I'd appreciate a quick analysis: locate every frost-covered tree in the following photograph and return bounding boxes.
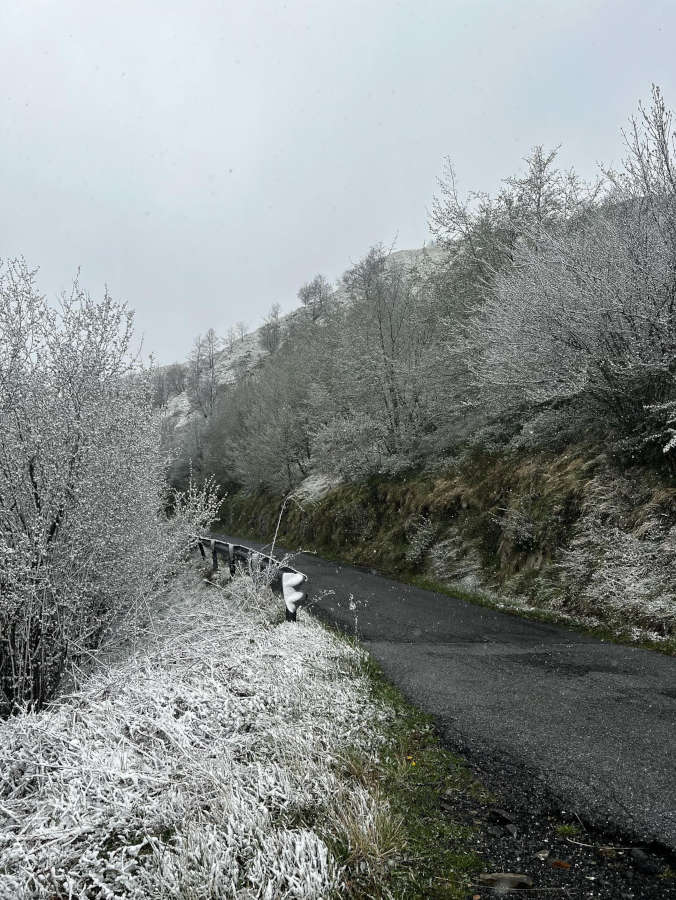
[187,328,221,419]
[466,89,676,454]
[306,246,449,476]
[151,366,169,408]
[0,260,219,713]
[298,274,332,322]
[204,339,315,491]
[429,146,599,310]
[258,303,282,354]
[235,320,247,342]
[165,362,187,396]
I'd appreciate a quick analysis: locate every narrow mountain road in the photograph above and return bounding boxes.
[215,533,676,853]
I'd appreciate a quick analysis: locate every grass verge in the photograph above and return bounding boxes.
[331,648,486,899]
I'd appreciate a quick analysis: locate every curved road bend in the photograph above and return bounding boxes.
[214,533,676,852]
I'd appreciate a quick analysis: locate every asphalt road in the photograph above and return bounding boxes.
[215,533,676,852]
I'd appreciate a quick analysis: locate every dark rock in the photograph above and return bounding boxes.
[479,872,534,889]
[489,807,515,825]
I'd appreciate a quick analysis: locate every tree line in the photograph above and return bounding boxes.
[167,87,676,493]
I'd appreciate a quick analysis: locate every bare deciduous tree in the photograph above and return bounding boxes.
[235,320,247,342]
[258,303,282,354]
[298,274,332,321]
[187,327,221,418]
[165,362,187,396]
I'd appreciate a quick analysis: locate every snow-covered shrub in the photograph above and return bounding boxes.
[313,414,395,480]
[508,404,598,452]
[558,476,676,633]
[428,528,482,586]
[404,514,438,565]
[464,417,521,453]
[492,504,536,552]
[0,570,394,898]
[643,392,676,461]
[0,260,220,715]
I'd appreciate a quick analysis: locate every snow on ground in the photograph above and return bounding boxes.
[163,392,192,429]
[0,569,392,899]
[293,474,343,503]
[214,330,264,385]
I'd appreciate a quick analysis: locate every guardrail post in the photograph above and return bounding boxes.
[198,537,308,621]
[282,571,306,623]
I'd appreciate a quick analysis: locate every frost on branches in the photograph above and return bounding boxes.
[0,260,219,715]
[466,86,676,453]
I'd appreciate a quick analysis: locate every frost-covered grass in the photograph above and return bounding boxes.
[0,569,398,899]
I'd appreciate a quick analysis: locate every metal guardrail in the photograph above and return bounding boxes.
[197,537,308,621]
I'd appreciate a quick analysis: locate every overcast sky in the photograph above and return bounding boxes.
[1,0,675,363]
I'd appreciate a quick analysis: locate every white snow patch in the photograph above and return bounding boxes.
[163,392,192,429]
[293,474,342,503]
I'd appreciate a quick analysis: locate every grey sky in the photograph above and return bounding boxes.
[1,0,675,363]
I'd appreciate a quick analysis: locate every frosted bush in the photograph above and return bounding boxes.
[0,259,220,714]
[560,518,676,633]
[428,529,482,584]
[558,476,676,633]
[508,404,594,452]
[404,515,438,564]
[492,504,536,551]
[313,414,394,480]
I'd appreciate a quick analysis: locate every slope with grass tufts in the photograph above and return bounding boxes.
[0,567,402,899]
[221,447,676,647]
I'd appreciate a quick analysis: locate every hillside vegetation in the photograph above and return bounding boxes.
[221,448,676,640]
[164,87,676,640]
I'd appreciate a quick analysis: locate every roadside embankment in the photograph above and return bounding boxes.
[0,569,407,898]
[221,446,676,648]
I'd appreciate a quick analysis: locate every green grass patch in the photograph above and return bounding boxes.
[331,647,487,899]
